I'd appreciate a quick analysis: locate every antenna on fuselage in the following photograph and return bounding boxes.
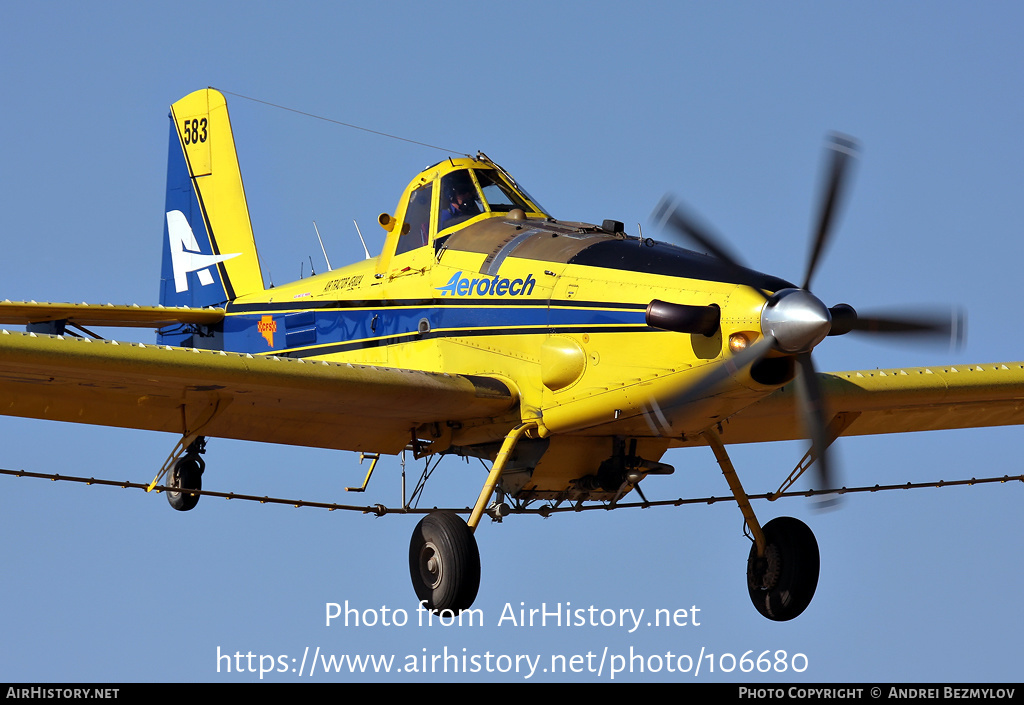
[313,220,333,272]
[353,220,372,260]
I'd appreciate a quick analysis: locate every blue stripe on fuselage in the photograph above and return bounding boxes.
[218,301,649,355]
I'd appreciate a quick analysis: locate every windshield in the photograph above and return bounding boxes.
[475,170,532,213]
[436,168,546,233]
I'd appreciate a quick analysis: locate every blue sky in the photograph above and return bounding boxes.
[1,1,1022,683]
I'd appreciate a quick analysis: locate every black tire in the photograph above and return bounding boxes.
[409,511,480,612]
[167,456,203,512]
[747,516,819,621]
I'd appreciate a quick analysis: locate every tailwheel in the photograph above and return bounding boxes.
[166,456,204,512]
[747,516,819,621]
[409,511,480,612]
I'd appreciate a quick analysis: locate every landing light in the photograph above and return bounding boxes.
[729,332,752,354]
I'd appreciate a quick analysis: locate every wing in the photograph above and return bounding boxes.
[0,329,515,453]
[676,362,1024,447]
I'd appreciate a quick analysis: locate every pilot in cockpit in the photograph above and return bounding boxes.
[439,171,481,228]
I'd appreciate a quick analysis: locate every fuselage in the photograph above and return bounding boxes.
[169,156,797,498]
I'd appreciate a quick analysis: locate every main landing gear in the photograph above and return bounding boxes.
[747,516,819,621]
[408,422,535,612]
[409,511,480,611]
[405,423,822,619]
[166,437,206,512]
[703,429,820,621]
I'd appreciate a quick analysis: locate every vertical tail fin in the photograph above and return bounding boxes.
[160,88,264,310]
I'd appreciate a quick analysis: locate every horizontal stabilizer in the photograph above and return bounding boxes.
[0,300,224,329]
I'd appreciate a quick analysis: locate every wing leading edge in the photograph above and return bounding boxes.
[676,362,1024,448]
[0,330,515,453]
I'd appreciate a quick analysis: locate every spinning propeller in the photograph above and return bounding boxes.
[648,134,964,501]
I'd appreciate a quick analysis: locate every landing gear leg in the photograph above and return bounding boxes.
[166,437,206,512]
[407,421,536,611]
[702,429,820,621]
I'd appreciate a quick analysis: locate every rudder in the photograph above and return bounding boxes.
[160,88,263,312]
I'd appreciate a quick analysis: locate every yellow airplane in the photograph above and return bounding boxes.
[0,88,1019,622]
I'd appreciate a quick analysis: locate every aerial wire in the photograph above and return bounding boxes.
[214,88,468,156]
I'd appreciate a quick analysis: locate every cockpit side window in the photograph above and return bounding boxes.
[396,182,432,256]
[438,170,483,232]
[475,170,532,213]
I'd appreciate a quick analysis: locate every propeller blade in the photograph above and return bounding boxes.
[653,196,771,301]
[678,335,776,406]
[828,304,966,348]
[794,352,840,507]
[802,133,859,292]
[848,311,966,345]
[642,335,777,435]
[650,132,963,514]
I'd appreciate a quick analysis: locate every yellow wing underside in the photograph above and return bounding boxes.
[0,330,514,454]
[1,327,1023,456]
[676,362,1024,448]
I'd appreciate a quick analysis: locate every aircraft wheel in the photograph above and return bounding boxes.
[747,516,819,621]
[166,456,204,512]
[409,511,480,612]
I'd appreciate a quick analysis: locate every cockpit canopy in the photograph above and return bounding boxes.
[387,156,549,256]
